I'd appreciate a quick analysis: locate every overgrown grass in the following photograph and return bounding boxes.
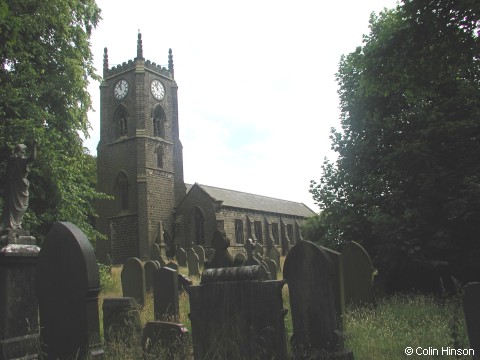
[344,294,470,359]
[98,259,470,359]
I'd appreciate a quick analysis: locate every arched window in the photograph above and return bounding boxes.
[193,206,205,245]
[156,146,164,168]
[115,106,129,138]
[152,105,166,138]
[115,172,129,210]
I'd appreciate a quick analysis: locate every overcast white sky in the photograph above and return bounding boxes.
[84,0,399,213]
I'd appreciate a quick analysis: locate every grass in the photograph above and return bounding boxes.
[97,258,470,360]
[344,293,470,359]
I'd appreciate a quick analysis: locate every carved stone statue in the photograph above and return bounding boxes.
[0,141,37,230]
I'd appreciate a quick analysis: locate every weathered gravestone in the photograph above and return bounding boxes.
[102,297,141,345]
[150,243,166,266]
[266,245,281,272]
[261,260,272,280]
[0,235,40,359]
[178,273,193,293]
[204,247,215,263]
[165,261,178,272]
[186,248,200,276]
[193,245,205,268]
[142,321,190,359]
[233,252,246,266]
[254,242,264,258]
[121,257,146,307]
[144,260,160,293]
[320,245,346,330]
[204,230,234,269]
[187,265,287,359]
[176,247,186,267]
[283,240,352,359]
[153,267,179,321]
[463,282,480,359]
[263,258,278,280]
[342,241,376,307]
[36,222,104,359]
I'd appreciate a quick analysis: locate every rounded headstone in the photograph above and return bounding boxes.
[342,241,376,306]
[144,260,160,292]
[36,222,103,359]
[283,240,338,353]
[121,257,146,306]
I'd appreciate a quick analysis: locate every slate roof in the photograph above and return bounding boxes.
[186,183,316,218]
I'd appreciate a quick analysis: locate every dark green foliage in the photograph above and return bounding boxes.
[0,0,106,244]
[301,213,341,250]
[310,0,480,292]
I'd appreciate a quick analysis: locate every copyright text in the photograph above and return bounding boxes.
[405,347,474,356]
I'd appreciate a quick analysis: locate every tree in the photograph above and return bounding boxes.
[0,0,105,244]
[310,0,480,292]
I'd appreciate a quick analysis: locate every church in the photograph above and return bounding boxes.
[95,34,316,264]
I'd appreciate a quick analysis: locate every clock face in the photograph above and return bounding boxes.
[151,79,165,100]
[114,79,129,100]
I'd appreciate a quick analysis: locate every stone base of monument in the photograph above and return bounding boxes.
[0,230,40,360]
[0,229,36,246]
[187,265,287,359]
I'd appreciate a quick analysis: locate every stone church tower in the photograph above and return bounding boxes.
[96,34,186,264]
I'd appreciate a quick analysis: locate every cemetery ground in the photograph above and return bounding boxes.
[97,258,470,360]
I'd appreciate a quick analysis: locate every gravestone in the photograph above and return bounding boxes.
[165,261,179,271]
[263,258,278,280]
[144,260,160,293]
[142,321,189,359]
[187,265,287,359]
[36,222,104,359]
[186,249,200,277]
[463,282,480,359]
[193,245,205,268]
[266,246,281,272]
[234,252,246,266]
[205,247,215,262]
[102,297,141,345]
[253,252,263,264]
[150,243,166,266]
[121,257,146,307]
[204,230,234,269]
[284,240,352,359]
[254,242,264,258]
[176,247,187,267]
[178,273,193,293]
[153,267,179,321]
[320,245,345,330]
[342,241,376,306]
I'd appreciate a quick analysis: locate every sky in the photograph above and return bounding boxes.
[84,0,399,213]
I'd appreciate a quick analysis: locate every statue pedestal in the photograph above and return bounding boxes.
[0,229,36,246]
[0,230,40,359]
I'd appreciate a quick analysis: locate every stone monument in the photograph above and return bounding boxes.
[0,141,40,359]
[187,265,287,359]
